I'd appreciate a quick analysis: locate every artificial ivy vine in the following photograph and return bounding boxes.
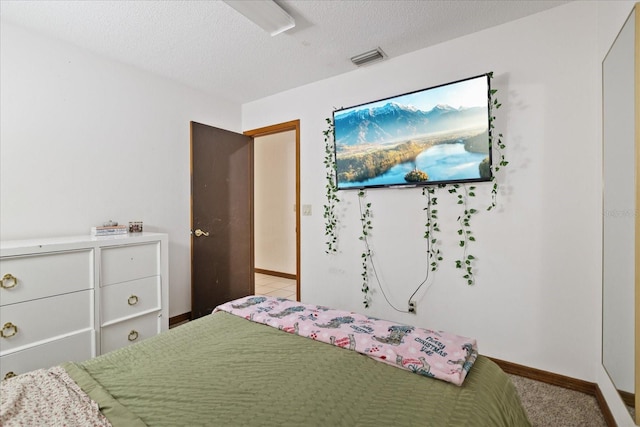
[453,185,478,285]
[423,186,443,273]
[323,73,507,305]
[488,72,507,211]
[322,117,340,254]
[358,190,373,307]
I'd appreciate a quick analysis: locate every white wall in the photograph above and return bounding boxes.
[0,22,241,318]
[243,1,605,384]
[254,130,296,275]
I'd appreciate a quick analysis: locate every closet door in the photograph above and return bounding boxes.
[602,4,639,423]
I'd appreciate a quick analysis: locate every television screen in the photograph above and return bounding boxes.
[333,74,492,190]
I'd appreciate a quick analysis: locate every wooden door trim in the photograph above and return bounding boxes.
[189,121,196,315]
[244,120,301,301]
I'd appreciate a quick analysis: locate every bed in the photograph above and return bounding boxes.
[1,296,531,426]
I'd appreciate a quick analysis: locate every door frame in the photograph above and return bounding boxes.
[244,120,300,300]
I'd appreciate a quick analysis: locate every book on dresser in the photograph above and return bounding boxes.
[0,232,168,381]
[91,225,128,235]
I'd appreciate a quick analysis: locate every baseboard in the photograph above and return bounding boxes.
[618,389,635,408]
[490,357,595,394]
[254,268,296,280]
[595,384,617,427]
[169,312,191,328]
[489,357,616,427]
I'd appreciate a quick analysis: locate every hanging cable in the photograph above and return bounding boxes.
[358,191,435,314]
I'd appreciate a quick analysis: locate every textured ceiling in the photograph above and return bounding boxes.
[0,0,569,104]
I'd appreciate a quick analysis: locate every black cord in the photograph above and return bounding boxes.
[358,192,433,313]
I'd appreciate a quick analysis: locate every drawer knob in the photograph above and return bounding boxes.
[127,295,139,306]
[3,371,16,380]
[128,330,139,341]
[0,322,18,338]
[1,274,18,289]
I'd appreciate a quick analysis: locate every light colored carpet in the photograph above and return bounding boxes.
[509,375,607,427]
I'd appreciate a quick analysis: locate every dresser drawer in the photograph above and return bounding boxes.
[0,249,93,306]
[100,311,161,354]
[101,276,161,325]
[101,243,159,286]
[0,330,93,381]
[0,290,92,355]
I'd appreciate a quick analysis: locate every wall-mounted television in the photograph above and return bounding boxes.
[333,74,492,190]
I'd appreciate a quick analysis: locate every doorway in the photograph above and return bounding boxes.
[245,121,300,301]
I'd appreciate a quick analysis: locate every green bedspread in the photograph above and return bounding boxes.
[64,311,531,427]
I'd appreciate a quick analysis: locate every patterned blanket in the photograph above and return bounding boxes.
[0,366,112,427]
[214,296,478,386]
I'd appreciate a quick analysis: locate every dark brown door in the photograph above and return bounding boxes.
[190,122,254,319]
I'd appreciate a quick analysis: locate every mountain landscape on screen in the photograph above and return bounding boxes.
[334,102,487,148]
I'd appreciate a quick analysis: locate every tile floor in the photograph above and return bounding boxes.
[255,273,297,300]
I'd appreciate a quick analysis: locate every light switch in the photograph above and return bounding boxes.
[302,205,312,216]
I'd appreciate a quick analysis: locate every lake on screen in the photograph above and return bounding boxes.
[343,143,487,188]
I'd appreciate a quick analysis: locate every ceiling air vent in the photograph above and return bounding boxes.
[351,47,386,67]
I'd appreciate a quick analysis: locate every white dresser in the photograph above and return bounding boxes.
[0,232,168,380]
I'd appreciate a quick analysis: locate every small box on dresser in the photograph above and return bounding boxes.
[0,232,168,380]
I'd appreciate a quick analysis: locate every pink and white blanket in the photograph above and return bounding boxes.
[214,296,478,386]
[0,366,112,427]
